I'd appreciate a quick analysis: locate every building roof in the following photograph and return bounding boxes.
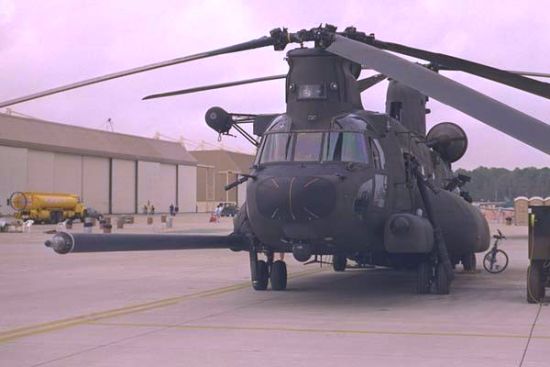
[190,149,255,173]
[0,113,196,165]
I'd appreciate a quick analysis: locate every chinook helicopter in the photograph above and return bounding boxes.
[3,25,549,295]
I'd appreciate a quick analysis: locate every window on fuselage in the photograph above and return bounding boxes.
[323,132,369,163]
[293,132,323,161]
[259,133,293,163]
[370,138,386,169]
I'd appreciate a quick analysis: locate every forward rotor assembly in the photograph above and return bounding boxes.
[1,24,548,153]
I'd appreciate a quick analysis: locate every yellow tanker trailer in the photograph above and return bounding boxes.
[9,192,86,224]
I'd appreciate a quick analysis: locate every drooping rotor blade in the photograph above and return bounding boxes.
[143,74,286,100]
[327,35,550,154]
[433,65,550,79]
[0,36,277,108]
[371,39,550,99]
[357,73,387,92]
[506,70,550,79]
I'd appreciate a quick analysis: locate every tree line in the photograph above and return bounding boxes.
[454,167,550,203]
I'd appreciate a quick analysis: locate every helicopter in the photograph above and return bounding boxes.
[3,25,549,295]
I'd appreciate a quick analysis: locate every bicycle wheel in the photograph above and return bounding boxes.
[483,249,509,273]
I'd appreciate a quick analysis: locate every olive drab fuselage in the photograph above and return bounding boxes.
[241,47,490,266]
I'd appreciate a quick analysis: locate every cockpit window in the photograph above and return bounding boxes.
[370,138,386,169]
[333,114,368,131]
[324,132,369,163]
[259,133,293,163]
[293,132,323,161]
[265,114,291,133]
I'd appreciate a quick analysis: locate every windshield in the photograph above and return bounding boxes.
[294,132,323,161]
[260,133,293,163]
[324,132,369,163]
[259,131,369,164]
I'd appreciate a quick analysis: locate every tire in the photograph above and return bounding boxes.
[435,262,450,295]
[270,260,287,291]
[252,260,269,291]
[483,249,509,273]
[333,254,347,272]
[416,261,432,294]
[461,252,477,271]
[527,261,545,303]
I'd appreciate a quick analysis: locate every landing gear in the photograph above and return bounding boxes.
[416,260,452,295]
[249,250,269,290]
[435,262,451,294]
[461,252,477,271]
[416,261,432,294]
[332,254,347,272]
[249,249,287,291]
[270,260,287,290]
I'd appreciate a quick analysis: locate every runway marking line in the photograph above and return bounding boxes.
[89,321,550,341]
[0,268,323,343]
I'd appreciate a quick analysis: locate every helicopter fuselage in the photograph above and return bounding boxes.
[239,47,489,266]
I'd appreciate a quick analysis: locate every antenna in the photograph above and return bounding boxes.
[105,118,114,132]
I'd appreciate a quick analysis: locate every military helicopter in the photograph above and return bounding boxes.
[3,25,549,295]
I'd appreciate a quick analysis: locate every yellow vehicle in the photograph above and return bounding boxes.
[9,192,86,224]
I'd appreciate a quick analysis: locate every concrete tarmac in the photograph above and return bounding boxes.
[0,214,548,366]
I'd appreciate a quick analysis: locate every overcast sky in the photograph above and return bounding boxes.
[0,0,548,169]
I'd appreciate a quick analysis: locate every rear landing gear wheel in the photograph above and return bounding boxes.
[251,260,269,291]
[416,261,432,294]
[527,261,545,303]
[435,262,451,295]
[270,260,287,290]
[333,254,347,272]
[461,252,477,272]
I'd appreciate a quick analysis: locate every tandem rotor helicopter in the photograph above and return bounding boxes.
[3,25,549,295]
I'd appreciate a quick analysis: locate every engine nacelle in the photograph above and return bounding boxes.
[426,122,468,163]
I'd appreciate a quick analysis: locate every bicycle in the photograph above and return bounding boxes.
[483,229,509,273]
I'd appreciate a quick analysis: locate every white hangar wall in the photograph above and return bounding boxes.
[112,159,136,214]
[0,146,28,215]
[178,164,197,213]
[0,113,197,215]
[82,156,110,214]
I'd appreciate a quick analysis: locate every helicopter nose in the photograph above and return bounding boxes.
[256,176,337,222]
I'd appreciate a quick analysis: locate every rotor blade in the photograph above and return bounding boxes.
[371,40,550,99]
[506,70,550,79]
[143,74,286,100]
[357,73,387,92]
[434,65,550,79]
[0,36,275,108]
[327,35,550,154]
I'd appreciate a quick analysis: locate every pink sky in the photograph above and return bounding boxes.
[0,0,548,169]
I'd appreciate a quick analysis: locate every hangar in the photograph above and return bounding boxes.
[191,149,255,212]
[0,113,197,215]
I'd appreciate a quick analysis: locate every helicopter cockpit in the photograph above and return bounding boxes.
[256,113,383,166]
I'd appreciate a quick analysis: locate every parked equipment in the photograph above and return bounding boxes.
[527,206,550,303]
[9,192,86,224]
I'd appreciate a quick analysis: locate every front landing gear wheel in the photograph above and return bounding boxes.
[333,254,347,272]
[435,262,451,295]
[416,261,432,294]
[527,261,545,303]
[461,252,477,271]
[270,260,287,290]
[252,260,269,291]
